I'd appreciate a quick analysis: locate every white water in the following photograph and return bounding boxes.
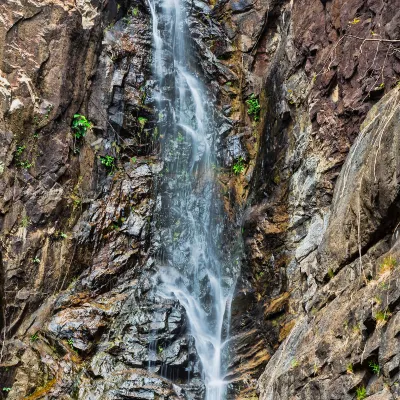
[148,1,237,399]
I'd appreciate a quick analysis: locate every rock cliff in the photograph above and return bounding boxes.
[0,0,400,399]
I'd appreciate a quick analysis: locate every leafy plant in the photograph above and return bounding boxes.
[157,345,163,354]
[246,94,261,121]
[59,232,68,239]
[131,157,137,164]
[16,145,26,156]
[356,386,367,400]
[291,359,299,368]
[33,257,41,264]
[233,157,245,175]
[67,338,74,348]
[19,160,33,169]
[30,332,39,342]
[2,387,11,392]
[138,117,148,130]
[327,268,335,279]
[369,361,380,376]
[100,155,115,171]
[72,114,92,139]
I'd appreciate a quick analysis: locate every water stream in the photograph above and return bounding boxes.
[148,1,238,398]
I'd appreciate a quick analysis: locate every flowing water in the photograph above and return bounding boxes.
[148,0,238,399]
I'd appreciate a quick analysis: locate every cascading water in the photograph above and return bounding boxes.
[148,0,238,399]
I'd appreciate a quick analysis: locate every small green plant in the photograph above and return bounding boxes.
[21,216,31,228]
[72,114,92,139]
[177,132,184,142]
[59,232,67,239]
[131,157,137,164]
[2,387,11,392]
[132,7,139,16]
[346,363,353,374]
[138,117,148,130]
[100,155,115,171]
[33,257,41,264]
[356,386,367,400]
[30,332,39,342]
[291,359,299,368]
[233,157,245,175]
[246,94,261,121]
[379,255,397,274]
[349,18,361,25]
[369,361,380,376]
[157,345,163,354]
[352,323,361,334]
[19,160,33,169]
[16,145,26,156]
[327,268,335,279]
[375,309,391,324]
[67,338,74,348]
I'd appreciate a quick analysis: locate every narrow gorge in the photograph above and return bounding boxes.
[0,0,400,399]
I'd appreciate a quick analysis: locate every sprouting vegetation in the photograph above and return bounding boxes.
[356,386,367,400]
[30,332,39,342]
[100,155,116,172]
[246,94,261,121]
[349,18,361,25]
[346,363,353,374]
[369,361,380,376]
[72,114,92,139]
[374,309,391,325]
[2,388,11,392]
[379,255,397,274]
[327,268,335,279]
[33,257,41,264]
[138,117,148,130]
[16,145,26,156]
[21,216,31,228]
[233,157,245,175]
[291,359,299,368]
[67,338,74,348]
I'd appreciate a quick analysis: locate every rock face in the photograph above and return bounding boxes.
[0,0,400,399]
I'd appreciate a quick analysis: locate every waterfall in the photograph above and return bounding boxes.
[148,0,238,399]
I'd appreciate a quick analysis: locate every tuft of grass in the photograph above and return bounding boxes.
[379,255,397,274]
[346,363,353,374]
[30,332,39,342]
[21,215,31,228]
[374,309,391,325]
[369,361,380,376]
[356,386,367,400]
